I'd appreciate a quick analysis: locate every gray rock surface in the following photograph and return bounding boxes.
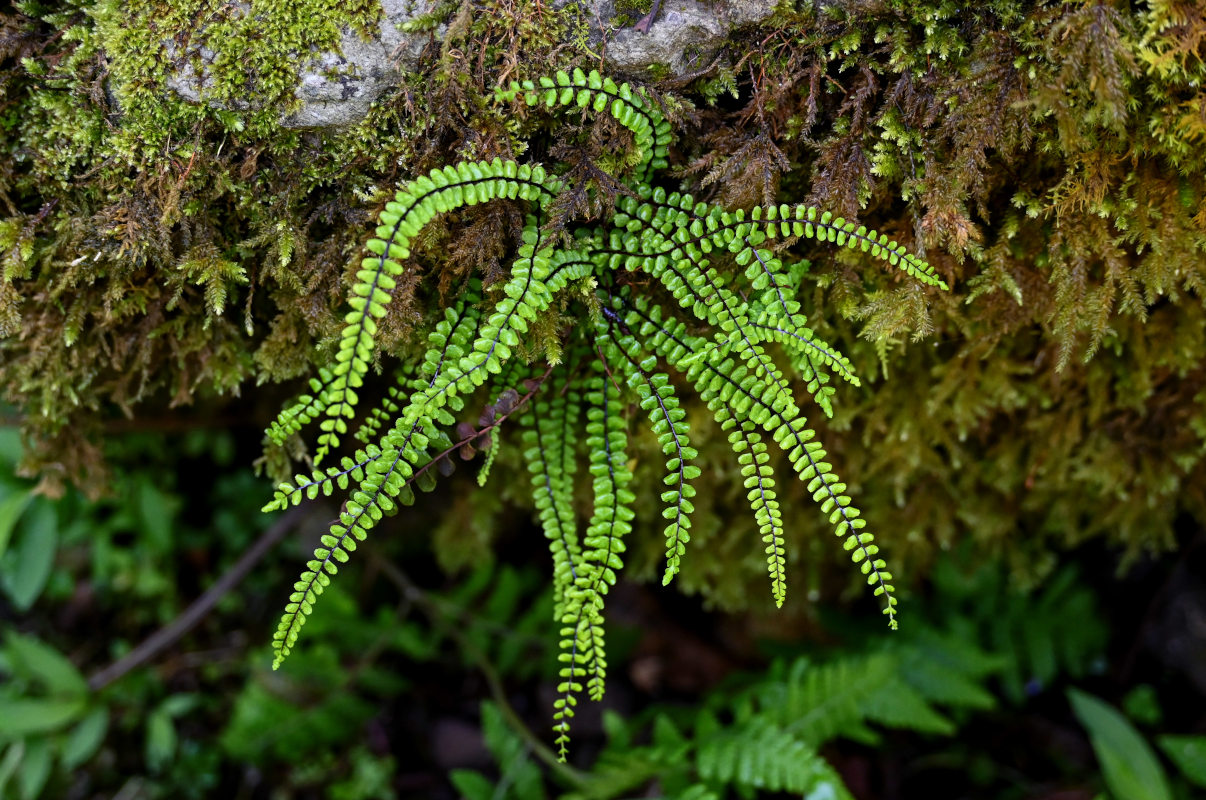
[166,0,437,129]
[587,0,776,76]
[166,0,773,129]
[285,0,436,128]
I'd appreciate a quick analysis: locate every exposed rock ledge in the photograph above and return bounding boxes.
[165,0,776,129]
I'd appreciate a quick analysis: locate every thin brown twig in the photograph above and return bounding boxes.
[87,505,311,691]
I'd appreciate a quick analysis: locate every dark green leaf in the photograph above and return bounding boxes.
[1068,688,1171,800]
[1157,735,1206,788]
[0,698,86,739]
[60,708,108,771]
[0,501,57,611]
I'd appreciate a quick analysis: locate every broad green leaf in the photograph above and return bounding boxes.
[145,710,176,772]
[0,489,31,560]
[0,501,57,611]
[0,742,22,798]
[17,737,49,800]
[0,428,21,468]
[60,708,108,771]
[0,698,86,739]
[3,631,87,697]
[448,769,494,800]
[1068,688,1171,800]
[1157,735,1206,788]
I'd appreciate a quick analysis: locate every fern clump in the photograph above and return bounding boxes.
[262,68,947,759]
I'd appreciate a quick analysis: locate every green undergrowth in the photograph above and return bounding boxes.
[1,424,1203,797]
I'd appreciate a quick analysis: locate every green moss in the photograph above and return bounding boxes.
[615,0,653,16]
[95,0,381,142]
[1,0,1204,608]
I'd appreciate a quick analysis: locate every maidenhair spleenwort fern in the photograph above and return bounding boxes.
[262,68,948,760]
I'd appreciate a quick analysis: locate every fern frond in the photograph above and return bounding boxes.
[272,436,433,666]
[265,367,339,446]
[262,447,379,512]
[316,161,562,463]
[614,295,898,627]
[726,415,786,607]
[553,608,605,761]
[476,425,501,487]
[547,354,634,757]
[272,221,598,670]
[600,321,698,585]
[696,716,854,798]
[498,68,671,183]
[522,371,582,618]
[749,203,947,290]
[628,188,947,291]
[575,349,633,619]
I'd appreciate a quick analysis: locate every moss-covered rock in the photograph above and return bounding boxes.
[1,0,1203,609]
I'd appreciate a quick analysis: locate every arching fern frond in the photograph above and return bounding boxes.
[261,66,945,755]
[314,161,562,463]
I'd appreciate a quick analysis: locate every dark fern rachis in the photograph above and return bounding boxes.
[262,68,949,759]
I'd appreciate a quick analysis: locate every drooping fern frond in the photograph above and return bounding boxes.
[261,67,947,756]
[599,326,698,586]
[608,294,899,627]
[522,366,582,618]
